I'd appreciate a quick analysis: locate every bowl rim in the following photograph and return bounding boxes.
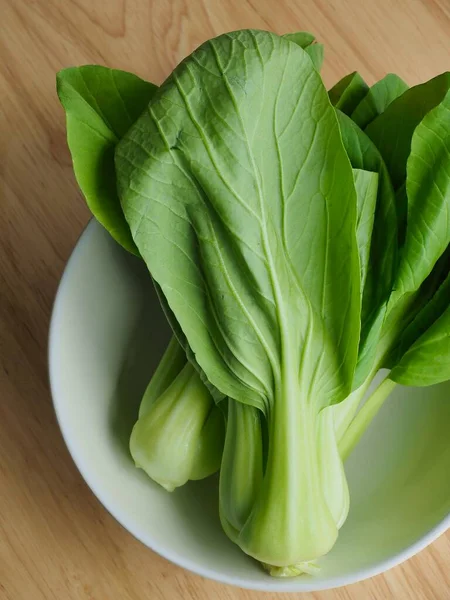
[48,219,450,592]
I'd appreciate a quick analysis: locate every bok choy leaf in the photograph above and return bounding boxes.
[116,29,361,571]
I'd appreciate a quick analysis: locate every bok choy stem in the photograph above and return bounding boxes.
[339,377,397,461]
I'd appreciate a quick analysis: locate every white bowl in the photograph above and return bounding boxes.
[49,220,450,592]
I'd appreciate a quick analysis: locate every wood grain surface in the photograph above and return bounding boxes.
[1,1,449,598]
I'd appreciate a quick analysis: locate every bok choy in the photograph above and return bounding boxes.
[57,29,450,577]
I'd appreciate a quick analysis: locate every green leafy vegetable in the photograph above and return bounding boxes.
[390,305,450,386]
[365,72,450,189]
[283,31,324,70]
[56,66,157,253]
[339,76,450,460]
[390,258,449,363]
[57,28,450,579]
[138,336,187,416]
[130,361,225,491]
[353,169,378,292]
[283,31,324,71]
[306,43,324,71]
[282,31,315,47]
[351,73,409,129]
[336,112,398,386]
[57,65,223,489]
[329,72,369,115]
[220,402,263,538]
[389,90,450,304]
[116,30,360,571]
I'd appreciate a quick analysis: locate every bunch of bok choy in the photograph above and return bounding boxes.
[57,29,449,576]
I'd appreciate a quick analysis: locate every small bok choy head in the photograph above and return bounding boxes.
[56,65,223,490]
[115,30,364,573]
[130,337,225,491]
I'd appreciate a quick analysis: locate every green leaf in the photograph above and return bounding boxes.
[305,43,324,71]
[117,31,360,414]
[365,72,450,190]
[56,65,157,254]
[153,281,227,405]
[340,255,450,456]
[394,181,408,248]
[390,303,450,386]
[351,74,409,129]
[329,72,369,115]
[388,249,449,364]
[283,31,315,48]
[337,112,398,386]
[283,31,324,71]
[353,169,378,292]
[116,30,360,567]
[390,90,450,303]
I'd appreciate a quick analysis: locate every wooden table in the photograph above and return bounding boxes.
[1,1,449,598]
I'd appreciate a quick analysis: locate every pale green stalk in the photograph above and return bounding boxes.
[339,377,397,461]
[139,336,187,417]
[333,375,376,444]
[219,401,263,541]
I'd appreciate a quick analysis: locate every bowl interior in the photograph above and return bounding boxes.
[49,220,450,592]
